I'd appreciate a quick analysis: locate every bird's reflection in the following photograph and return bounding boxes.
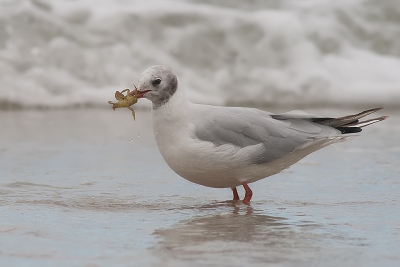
[151,201,321,265]
[196,200,256,215]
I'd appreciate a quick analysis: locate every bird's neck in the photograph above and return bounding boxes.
[151,86,191,132]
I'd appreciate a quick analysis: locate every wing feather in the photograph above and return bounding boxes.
[193,107,336,164]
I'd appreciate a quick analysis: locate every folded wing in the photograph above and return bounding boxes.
[193,107,387,165]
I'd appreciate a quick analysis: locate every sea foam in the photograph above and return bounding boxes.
[0,0,399,109]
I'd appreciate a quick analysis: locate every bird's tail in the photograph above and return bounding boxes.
[312,108,389,134]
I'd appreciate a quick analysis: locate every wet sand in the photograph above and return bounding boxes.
[1,108,399,267]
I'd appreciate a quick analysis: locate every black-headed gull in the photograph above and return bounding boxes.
[132,65,388,203]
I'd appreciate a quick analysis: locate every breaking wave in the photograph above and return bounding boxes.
[1,0,399,109]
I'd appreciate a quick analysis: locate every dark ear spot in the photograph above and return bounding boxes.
[152,78,162,86]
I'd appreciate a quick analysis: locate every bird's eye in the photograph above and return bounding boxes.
[152,78,162,85]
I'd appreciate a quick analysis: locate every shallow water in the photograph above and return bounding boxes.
[1,109,399,267]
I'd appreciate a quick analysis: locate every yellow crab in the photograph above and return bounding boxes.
[108,86,138,120]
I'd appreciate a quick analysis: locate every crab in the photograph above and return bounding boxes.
[108,86,138,120]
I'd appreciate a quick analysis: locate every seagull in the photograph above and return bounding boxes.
[132,65,388,204]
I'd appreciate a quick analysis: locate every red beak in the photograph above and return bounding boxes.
[131,90,151,99]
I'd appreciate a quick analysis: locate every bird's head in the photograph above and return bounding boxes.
[132,65,178,109]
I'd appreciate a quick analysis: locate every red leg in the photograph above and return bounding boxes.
[231,187,239,201]
[242,182,253,204]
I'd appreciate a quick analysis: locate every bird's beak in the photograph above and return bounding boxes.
[135,90,151,99]
[130,85,151,99]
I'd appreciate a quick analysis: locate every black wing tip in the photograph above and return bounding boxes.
[380,115,389,121]
[336,126,362,134]
[369,107,383,112]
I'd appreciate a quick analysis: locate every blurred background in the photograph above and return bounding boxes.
[1,0,399,110]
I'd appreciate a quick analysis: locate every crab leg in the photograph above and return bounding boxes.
[127,106,136,120]
[121,89,130,95]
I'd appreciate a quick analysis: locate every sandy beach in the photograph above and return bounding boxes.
[1,108,399,266]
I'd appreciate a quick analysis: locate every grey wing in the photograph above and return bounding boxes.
[193,107,339,164]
